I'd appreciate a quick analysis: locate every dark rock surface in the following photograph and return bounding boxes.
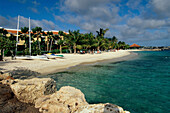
[0,83,39,113]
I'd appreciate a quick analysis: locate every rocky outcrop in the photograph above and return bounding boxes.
[1,77,130,113]
[35,86,88,113]
[0,83,39,113]
[10,78,56,104]
[0,72,14,81]
[35,86,129,113]
[75,103,130,113]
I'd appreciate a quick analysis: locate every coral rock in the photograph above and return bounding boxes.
[0,72,14,81]
[35,86,88,113]
[75,103,130,113]
[0,83,39,113]
[10,78,56,104]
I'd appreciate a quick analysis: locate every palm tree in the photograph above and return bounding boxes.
[110,36,118,49]
[46,31,53,52]
[118,41,126,49]
[112,36,118,44]
[0,28,16,61]
[32,27,42,54]
[68,30,80,54]
[64,33,73,53]
[96,28,109,50]
[53,31,65,54]
[21,27,29,48]
[83,32,96,52]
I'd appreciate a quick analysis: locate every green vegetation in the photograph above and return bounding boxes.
[0,28,16,61]
[0,27,130,60]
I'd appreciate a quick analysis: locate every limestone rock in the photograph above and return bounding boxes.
[0,72,14,81]
[35,86,88,113]
[0,83,39,113]
[75,103,130,113]
[0,79,16,85]
[10,78,56,104]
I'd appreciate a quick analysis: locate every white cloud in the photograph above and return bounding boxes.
[127,17,167,29]
[28,7,39,14]
[126,0,142,9]
[0,16,58,30]
[150,0,170,18]
[51,0,170,46]
[55,0,121,35]
[32,1,40,5]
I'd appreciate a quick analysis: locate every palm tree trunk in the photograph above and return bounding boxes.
[69,47,72,53]
[0,49,2,61]
[73,43,76,54]
[60,45,62,54]
[38,41,41,51]
[47,38,49,51]
[37,35,41,53]
[1,49,4,61]
[49,38,53,53]
[97,46,100,51]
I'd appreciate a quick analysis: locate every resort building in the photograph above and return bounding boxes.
[0,27,67,52]
[3,28,65,42]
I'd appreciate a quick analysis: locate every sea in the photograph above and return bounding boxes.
[43,51,170,113]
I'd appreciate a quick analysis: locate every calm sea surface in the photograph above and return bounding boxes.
[44,51,170,113]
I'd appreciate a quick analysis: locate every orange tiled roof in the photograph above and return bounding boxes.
[7,30,20,34]
[130,43,140,47]
[5,28,68,35]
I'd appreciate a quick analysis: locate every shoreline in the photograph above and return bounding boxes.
[66,51,138,72]
[0,50,136,76]
[36,50,133,75]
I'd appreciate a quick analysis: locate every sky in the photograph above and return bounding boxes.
[0,0,170,46]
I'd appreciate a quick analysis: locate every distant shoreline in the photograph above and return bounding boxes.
[60,51,138,75]
[1,50,132,77]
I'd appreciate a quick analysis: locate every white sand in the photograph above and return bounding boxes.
[0,50,131,75]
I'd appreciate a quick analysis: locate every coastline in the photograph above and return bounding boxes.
[0,50,136,76]
[67,51,138,72]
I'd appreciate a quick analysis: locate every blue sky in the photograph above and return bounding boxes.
[0,0,169,46]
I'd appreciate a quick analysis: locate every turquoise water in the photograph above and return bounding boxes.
[45,51,170,113]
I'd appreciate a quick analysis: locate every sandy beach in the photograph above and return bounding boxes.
[0,50,132,75]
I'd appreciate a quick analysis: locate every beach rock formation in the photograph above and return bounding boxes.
[74,103,130,113]
[0,83,39,113]
[35,86,88,113]
[0,72,14,80]
[0,77,130,113]
[10,78,56,104]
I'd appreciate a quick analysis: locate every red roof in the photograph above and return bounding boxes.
[130,43,140,47]
[7,30,20,34]
[5,28,68,35]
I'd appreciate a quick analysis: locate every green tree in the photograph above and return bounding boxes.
[64,33,73,53]
[96,28,109,50]
[21,27,29,49]
[83,32,96,51]
[46,31,53,52]
[32,27,42,54]
[110,36,118,49]
[55,31,65,54]
[0,28,16,61]
[68,30,80,54]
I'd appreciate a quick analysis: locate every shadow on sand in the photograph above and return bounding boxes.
[9,67,40,79]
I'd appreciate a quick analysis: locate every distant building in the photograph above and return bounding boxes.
[130,43,140,49]
[0,27,67,51]
[1,28,67,45]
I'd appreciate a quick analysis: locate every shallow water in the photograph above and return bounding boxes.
[44,51,170,113]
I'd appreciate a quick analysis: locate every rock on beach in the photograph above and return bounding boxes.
[10,78,56,104]
[0,75,130,113]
